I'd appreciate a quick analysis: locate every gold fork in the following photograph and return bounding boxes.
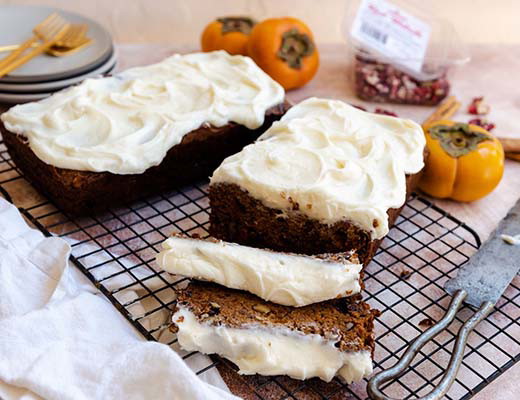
[0,24,92,57]
[0,13,61,69]
[0,14,70,78]
[47,24,92,56]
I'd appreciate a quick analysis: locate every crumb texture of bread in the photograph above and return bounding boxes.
[209,169,421,265]
[175,282,378,354]
[173,282,379,382]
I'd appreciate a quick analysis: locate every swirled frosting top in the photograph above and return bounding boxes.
[211,97,425,239]
[0,51,285,174]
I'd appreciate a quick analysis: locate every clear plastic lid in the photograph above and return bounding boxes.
[342,0,470,81]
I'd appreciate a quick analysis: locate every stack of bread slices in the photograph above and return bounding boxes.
[156,97,426,384]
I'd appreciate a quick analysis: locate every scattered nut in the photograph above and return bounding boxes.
[399,269,412,279]
[468,97,490,115]
[72,176,83,189]
[419,317,435,328]
[287,196,300,211]
[175,316,184,323]
[253,304,271,314]
[501,234,520,246]
[169,324,179,333]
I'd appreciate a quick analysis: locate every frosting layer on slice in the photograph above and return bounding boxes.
[1,51,284,175]
[156,236,361,307]
[211,97,425,240]
[173,307,373,383]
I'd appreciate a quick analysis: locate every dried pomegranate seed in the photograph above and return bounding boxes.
[352,104,368,111]
[374,108,398,117]
[468,97,490,115]
[468,118,495,131]
[350,104,398,117]
[354,55,450,106]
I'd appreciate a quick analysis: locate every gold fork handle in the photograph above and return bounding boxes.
[0,36,39,69]
[0,43,40,53]
[0,37,92,57]
[0,38,59,78]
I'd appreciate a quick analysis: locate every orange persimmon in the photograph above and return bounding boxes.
[247,17,319,90]
[201,17,256,55]
[419,120,504,202]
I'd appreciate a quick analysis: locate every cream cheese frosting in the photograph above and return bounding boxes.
[173,307,373,383]
[211,97,425,240]
[156,236,361,307]
[0,51,285,175]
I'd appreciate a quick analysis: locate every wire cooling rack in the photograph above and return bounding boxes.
[1,137,519,400]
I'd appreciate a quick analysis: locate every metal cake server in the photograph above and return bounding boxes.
[368,198,520,400]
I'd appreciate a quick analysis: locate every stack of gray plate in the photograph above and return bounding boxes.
[0,5,116,104]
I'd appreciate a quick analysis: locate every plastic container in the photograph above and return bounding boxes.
[343,0,470,105]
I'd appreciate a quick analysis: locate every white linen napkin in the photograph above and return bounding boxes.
[0,198,240,400]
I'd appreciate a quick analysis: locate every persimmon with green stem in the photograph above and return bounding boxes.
[247,17,319,90]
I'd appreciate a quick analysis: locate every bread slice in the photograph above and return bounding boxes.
[209,98,426,265]
[156,234,362,307]
[209,172,421,266]
[1,102,288,214]
[173,281,379,383]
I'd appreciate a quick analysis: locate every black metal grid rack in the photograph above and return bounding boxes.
[1,137,519,400]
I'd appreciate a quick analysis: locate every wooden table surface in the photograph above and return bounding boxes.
[1,42,519,399]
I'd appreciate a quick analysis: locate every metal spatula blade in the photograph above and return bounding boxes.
[445,201,520,307]
[368,198,520,400]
